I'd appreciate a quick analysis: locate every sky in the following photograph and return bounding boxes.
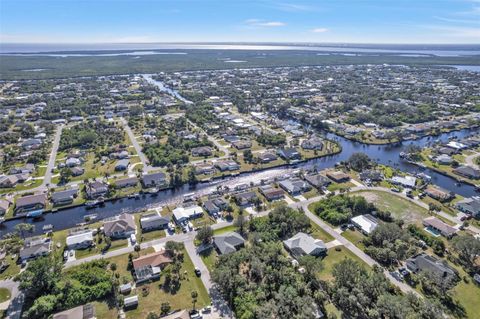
[1,0,479,44]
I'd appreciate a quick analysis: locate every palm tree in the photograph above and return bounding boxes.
[191,290,198,310]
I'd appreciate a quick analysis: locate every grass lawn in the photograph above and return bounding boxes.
[0,256,20,280]
[200,247,218,273]
[341,229,366,250]
[0,288,11,303]
[309,223,334,242]
[115,249,211,319]
[213,225,236,235]
[317,246,367,281]
[75,237,128,259]
[92,301,118,318]
[327,181,354,192]
[134,214,167,243]
[351,190,429,226]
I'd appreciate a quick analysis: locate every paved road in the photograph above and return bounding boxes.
[184,240,234,318]
[121,118,153,172]
[186,119,229,155]
[41,125,63,189]
[0,279,23,319]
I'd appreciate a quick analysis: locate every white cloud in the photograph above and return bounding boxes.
[245,19,286,27]
[311,28,329,33]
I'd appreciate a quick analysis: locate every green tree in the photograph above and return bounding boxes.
[14,223,35,239]
[196,225,213,245]
[191,290,198,310]
[160,302,171,315]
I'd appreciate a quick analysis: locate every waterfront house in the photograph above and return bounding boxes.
[259,185,284,201]
[326,171,350,183]
[279,178,312,195]
[113,176,138,188]
[203,200,220,215]
[172,205,203,224]
[85,181,108,199]
[215,160,240,172]
[194,162,216,175]
[424,185,454,202]
[453,166,480,180]
[391,175,416,188]
[0,199,10,216]
[234,191,258,207]
[51,188,78,206]
[359,170,384,182]
[19,237,52,261]
[140,212,169,232]
[213,232,245,255]
[66,230,94,250]
[103,213,136,239]
[141,172,167,188]
[133,250,172,283]
[277,148,301,161]
[283,232,327,257]
[15,193,47,214]
[257,152,278,163]
[304,174,331,189]
[301,136,324,150]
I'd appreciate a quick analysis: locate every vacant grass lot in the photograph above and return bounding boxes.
[317,246,367,281]
[0,288,11,303]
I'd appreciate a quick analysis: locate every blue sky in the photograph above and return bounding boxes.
[1,0,479,44]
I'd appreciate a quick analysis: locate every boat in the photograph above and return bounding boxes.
[43,224,53,234]
[85,200,99,208]
[84,214,97,222]
[27,209,44,218]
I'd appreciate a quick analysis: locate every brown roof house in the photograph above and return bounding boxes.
[103,213,136,239]
[133,250,173,283]
[423,217,457,238]
[326,171,350,183]
[15,193,47,214]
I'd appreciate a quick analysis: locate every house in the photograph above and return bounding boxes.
[51,188,78,206]
[277,148,301,161]
[406,253,457,281]
[257,152,278,163]
[140,212,169,232]
[454,166,480,179]
[70,167,84,176]
[124,295,139,309]
[232,140,252,150]
[133,250,172,283]
[212,197,229,210]
[191,146,213,157]
[435,154,453,165]
[194,163,216,175]
[0,175,19,188]
[66,230,94,250]
[391,175,417,188]
[65,157,81,167]
[359,170,384,182]
[456,197,480,218]
[0,199,10,216]
[113,176,138,188]
[304,174,331,189]
[21,138,42,150]
[15,193,47,213]
[259,185,284,201]
[85,181,108,199]
[114,159,130,171]
[235,191,258,206]
[279,178,312,195]
[423,217,457,238]
[141,172,167,188]
[301,136,324,150]
[326,171,350,183]
[424,185,454,202]
[213,232,245,255]
[283,232,327,257]
[103,213,136,239]
[351,214,378,235]
[215,160,240,172]
[19,237,52,261]
[203,200,220,215]
[52,303,96,319]
[172,205,203,224]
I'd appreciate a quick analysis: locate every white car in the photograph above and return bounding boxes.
[130,233,137,244]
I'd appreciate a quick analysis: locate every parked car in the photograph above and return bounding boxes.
[195,267,202,277]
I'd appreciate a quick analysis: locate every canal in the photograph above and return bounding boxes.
[1,127,477,237]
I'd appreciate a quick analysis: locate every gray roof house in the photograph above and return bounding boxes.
[213,232,245,255]
[141,172,167,187]
[279,178,312,195]
[15,193,47,213]
[19,237,52,261]
[453,166,480,179]
[103,213,136,239]
[51,188,78,206]
[301,136,324,150]
[114,159,130,171]
[423,216,457,238]
[304,174,331,189]
[85,181,108,199]
[0,199,10,216]
[113,176,138,188]
[456,197,480,218]
[283,232,327,257]
[140,212,169,232]
[406,253,457,281]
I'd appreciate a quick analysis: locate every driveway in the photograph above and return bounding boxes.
[0,279,23,319]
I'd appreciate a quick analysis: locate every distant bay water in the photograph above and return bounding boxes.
[1,43,480,57]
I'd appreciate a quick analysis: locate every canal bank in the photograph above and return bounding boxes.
[1,127,478,237]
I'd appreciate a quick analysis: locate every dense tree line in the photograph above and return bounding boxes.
[313,194,375,225]
[59,121,124,151]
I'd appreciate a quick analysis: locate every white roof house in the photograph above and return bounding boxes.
[66,231,94,249]
[391,175,417,188]
[446,141,467,150]
[283,232,327,257]
[172,205,203,223]
[351,214,378,235]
